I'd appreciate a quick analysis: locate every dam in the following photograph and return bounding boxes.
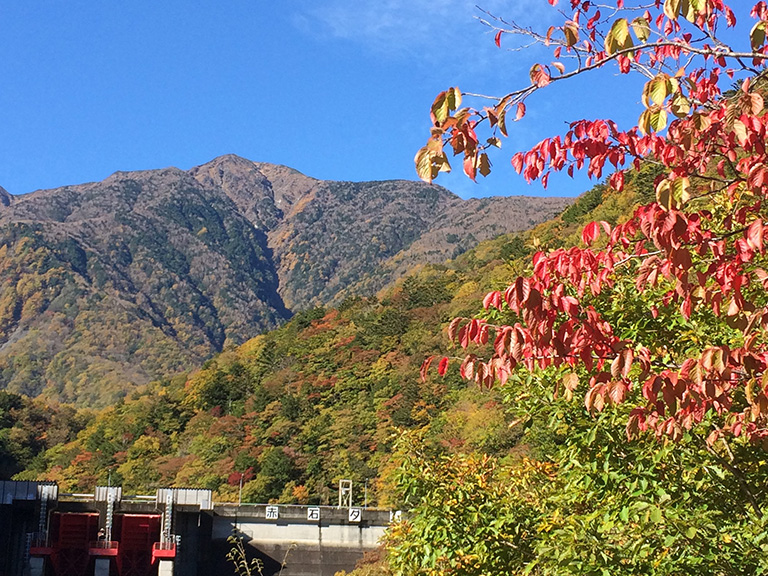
[0,481,394,576]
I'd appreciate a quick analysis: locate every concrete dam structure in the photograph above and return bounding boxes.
[0,481,393,576]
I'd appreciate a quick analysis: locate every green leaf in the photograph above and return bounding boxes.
[619,507,629,522]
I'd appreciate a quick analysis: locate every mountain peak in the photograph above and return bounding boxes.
[198,153,258,169]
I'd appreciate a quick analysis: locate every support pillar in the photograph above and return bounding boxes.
[29,556,45,576]
[94,558,110,576]
[158,559,174,576]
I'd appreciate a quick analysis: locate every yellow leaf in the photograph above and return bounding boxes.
[664,0,681,20]
[656,180,672,210]
[437,154,452,174]
[672,176,691,206]
[656,177,690,210]
[563,21,579,47]
[681,0,697,22]
[644,74,670,107]
[751,21,767,51]
[746,378,756,404]
[415,146,433,183]
[605,18,633,55]
[692,112,711,131]
[431,92,449,124]
[414,144,450,183]
[638,109,652,136]
[733,119,748,145]
[649,107,667,132]
[670,94,691,118]
[631,17,651,42]
[448,87,462,110]
[497,107,508,137]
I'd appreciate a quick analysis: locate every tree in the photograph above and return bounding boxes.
[412,1,768,574]
[422,0,768,488]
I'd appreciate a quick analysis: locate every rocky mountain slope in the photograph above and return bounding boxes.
[0,155,570,405]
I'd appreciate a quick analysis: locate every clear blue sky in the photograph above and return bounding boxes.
[0,1,658,199]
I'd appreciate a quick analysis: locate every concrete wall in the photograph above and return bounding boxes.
[210,505,390,576]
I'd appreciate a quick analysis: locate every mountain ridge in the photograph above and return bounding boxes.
[0,155,571,405]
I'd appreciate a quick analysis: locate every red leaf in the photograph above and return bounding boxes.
[620,348,634,378]
[747,219,764,252]
[494,327,512,356]
[463,154,478,181]
[478,323,490,345]
[495,30,503,48]
[561,295,580,317]
[529,64,551,87]
[458,324,470,348]
[581,221,600,246]
[483,291,502,310]
[680,296,692,319]
[515,102,526,121]
[609,170,625,192]
[607,380,628,405]
[437,357,449,376]
[420,356,434,382]
[460,355,477,380]
[448,317,464,341]
[516,277,531,303]
[511,152,524,174]
[468,319,480,342]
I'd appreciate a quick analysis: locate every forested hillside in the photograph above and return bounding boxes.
[2,173,642,503]
[0,156,569,406]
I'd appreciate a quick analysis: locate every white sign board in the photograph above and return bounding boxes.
[265,506,279,520]
[307,507,320,521]
[348,507,362,523]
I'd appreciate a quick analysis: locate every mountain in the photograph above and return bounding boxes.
[0,155,570,405]
[11,177,643,499]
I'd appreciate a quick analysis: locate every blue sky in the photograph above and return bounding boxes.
[0,1,658,199]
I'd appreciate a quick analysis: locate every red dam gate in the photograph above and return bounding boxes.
[41,512,161,576]
[49,512,99,576]
[114,514,161,576]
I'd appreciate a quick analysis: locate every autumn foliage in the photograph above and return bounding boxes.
[421,0,768,452]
